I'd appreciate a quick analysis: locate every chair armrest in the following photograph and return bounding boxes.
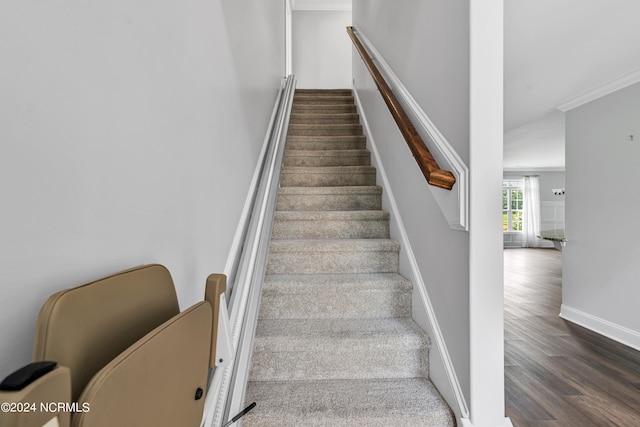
[204,274,228,368]
[0,362,57,392]
[0,365,71,427]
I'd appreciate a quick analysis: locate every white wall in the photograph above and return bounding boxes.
[293,10,352,88]
[503,171,565,248]
[563,82,640,348]
[352,0,471,407]
[0,0,284,378]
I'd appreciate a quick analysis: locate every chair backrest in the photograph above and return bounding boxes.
[33,264,180,401]
[73,302,212,427]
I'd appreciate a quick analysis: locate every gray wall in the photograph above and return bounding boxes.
[564,82,640,340]
[293,10,352,88]
[352,0,471,404]
[0,0,284,377]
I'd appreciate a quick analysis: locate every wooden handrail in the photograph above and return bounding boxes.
[347,26,456,190]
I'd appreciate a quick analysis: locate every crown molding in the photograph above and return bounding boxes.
[557,68,640,112]
[503,166,565,172]
[292,0,352,11]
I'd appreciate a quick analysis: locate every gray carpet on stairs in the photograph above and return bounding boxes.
[242,89,455,427]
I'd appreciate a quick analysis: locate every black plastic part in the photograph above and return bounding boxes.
[194,387,204,400]
[0,361,57,391]
[231,402,256,423]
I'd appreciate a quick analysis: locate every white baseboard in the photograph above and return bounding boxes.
[560,304,640,351]
[459,417,513,427]
[353,86,469,420]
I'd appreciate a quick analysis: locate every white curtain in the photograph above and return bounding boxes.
[523,175,541,248]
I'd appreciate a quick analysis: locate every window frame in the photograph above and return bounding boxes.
[503,179,524,232]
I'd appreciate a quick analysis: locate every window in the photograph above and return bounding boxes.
[503,179,523,231]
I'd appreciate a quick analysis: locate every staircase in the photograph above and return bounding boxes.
[242,89,455,426]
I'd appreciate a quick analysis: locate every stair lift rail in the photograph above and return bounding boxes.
[201,75,296,427]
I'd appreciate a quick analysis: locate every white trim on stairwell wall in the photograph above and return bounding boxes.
[353,87,470,423]
[285,0,292,75]
[560,305,640,352]
[202,77,296,427]
[351,27,469,232]
[222,82,285,287]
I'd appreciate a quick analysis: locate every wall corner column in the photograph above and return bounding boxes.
[468,1,509,426]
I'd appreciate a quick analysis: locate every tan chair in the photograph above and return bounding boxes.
[0,264,227,427]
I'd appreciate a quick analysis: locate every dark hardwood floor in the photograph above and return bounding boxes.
[504,248,640,427]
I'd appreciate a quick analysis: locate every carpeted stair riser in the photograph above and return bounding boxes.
[293,95,355,105]
[272,210,389,239]
[291,103,357,114]
[242,378,456,427]
[290,113,360,124]
[275,186,383,211]
[284,149,370,167]
[286,135,367,151]
[280,166,376,187]
[266,239,399,275]
[288,123,363,136]
[295,89,353,96]
[258,273,412,320]
[249,318,428,381]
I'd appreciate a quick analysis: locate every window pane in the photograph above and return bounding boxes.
[503,212,508,231]
[511,189,523,210]
[512,212,523,231]
[502,190,508,210]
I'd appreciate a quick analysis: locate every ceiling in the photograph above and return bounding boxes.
[504,0,640,170]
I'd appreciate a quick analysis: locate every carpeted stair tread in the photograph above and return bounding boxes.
[263,272,412,293]
[253,317,429,351]
[272,210,389,239]
[266,239,399,274]
[274,209,388,221]
[295,88,352,95]
[288,123,363,136]
[280,165,376,187]
[267,238,399,253]
[258,273,411,319]
[291,103,357,114]
[286,135,367,150]
[283,149,370,167]
[293,95,355,105]
[249,318,429,381]
[276,185,382,196]
[287,134,366,142]
[290,113,360,124]
[276,185,382,211]
[281,165,376,172]
[242,378,455,427]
